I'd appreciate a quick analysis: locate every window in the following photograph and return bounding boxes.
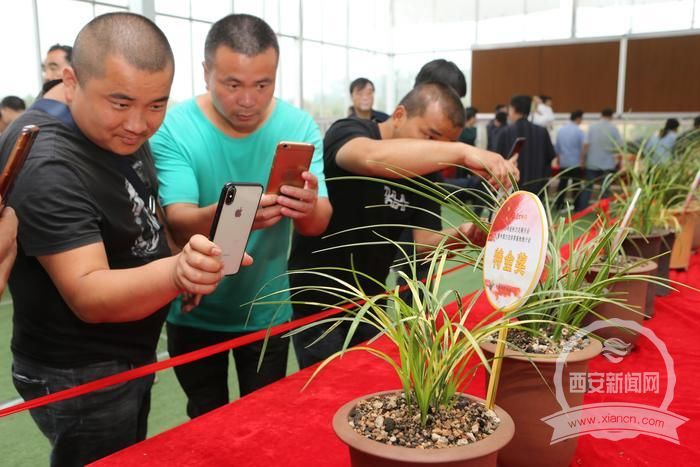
[191,0,233,22]
[277,36,301,107]
[191,20,211,96]
[477,0,527,44]
[262,0,280,32]
[156,15,194,103]
[94,4,128,16]
[522,0,573,41]
[234,0,264,17]
[154,0,189,17]
[279,0,300,36]
[302,41,322,117]
[575,0,634,37]
[24,0,694,122]
[321,44,348,118]
[348,0,389,51]
[302,0,322,41]
[575,0,694,37]
[393,52,436,100]
[0,0,41,100]
[36,0,93,54]
[154,1,235,103]
[348,50,390,114]
[629,0,694,34]
[322,0,347,45]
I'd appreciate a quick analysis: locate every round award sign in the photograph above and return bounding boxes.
[483,191,548,312]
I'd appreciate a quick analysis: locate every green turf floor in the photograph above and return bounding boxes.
[0,262,481,466]
[0,203,591,465]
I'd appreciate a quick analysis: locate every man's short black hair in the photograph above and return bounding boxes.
[350,77,374,94]
[72,12,174,83]
[541,95,552,103]
[510,95,532,117]
[494,103,506,112]
[465,106,478,120]
[0,96,26,111]
[48,44,72,63]
[399,81,466,129]
[414,59,467,98]
[495,111,508,125]
[570,110,583,121]
[601,108,614,117]
[205,14,279,65]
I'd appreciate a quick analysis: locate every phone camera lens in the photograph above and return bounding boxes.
[225,190,234,205]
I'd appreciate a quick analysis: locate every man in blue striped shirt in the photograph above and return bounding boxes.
[554,110,586,210]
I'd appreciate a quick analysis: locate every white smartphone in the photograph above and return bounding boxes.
[209,182,263,275]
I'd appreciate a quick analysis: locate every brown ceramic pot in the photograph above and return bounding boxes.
[622,229,665,259]
[622,229,670,316]
[692,208,700,249]
[333,391,515,467]
[656,231,675,296]
[480,338,602,467]
[585,257,658,344]
[669,207,700,270]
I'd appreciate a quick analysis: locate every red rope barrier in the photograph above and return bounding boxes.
[0,309,337,418]
[0,262,472,418]
[0,198,613,418]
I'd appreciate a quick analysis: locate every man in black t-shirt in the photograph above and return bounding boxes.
[0,14,232,466]
[289,82,519,368]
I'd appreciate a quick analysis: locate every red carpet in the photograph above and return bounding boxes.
[93,254,700,466]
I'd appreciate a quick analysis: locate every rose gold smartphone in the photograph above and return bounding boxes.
[0,125,39,211]
[265,142,314,195]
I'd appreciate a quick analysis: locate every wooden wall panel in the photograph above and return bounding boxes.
[625,35,700,112]
[472,41,619,114]
[539,42,618,113]
[471,47,540,112]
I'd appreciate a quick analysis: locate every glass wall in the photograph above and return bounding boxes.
[0,0,128,105]
[2,0,699,120]
[152,0,393,118]
[575,0,696,37]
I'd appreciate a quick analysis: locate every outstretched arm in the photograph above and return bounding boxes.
[335,137,519,188]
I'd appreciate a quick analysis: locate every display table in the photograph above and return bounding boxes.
[93,256,700,466]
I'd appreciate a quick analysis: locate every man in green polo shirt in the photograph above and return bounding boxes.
[150,14,332,419]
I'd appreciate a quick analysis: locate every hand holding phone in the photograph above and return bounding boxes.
[252,193,283,230]
[266,142,314,195]
[276,171,320,220]
[0,125,39,212]
[175,234,227,314]
[181,183,260,313]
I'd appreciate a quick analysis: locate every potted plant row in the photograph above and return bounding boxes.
[253,164,691,467]
[614,134,700,277]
